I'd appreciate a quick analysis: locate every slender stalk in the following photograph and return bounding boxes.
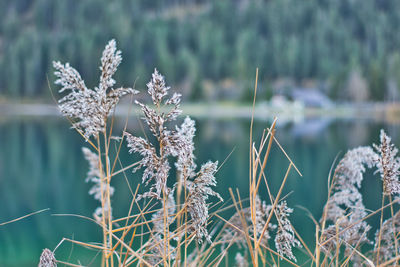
[162,189,169,266]
[96,135,107,267]
[388,195,398,266]
[184,176,188,267]
[175,171,182,266]
[376,194,386,265]
[103,129,113,267]
[315,225,320,267]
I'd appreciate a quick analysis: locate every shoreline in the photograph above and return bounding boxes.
[1,102,399,123]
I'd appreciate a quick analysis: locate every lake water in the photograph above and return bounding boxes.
[0,114,394,266]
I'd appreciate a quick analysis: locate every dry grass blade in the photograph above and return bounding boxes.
[266,128,302,177]
[379,255,400,266]
[320,198,399,247]
[228,188,255,264]
[0,208,49,226]
[213,213,300,266]
[56,260,85,267]
[256,163,292,248]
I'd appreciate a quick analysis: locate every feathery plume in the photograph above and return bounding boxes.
[333,146,378,189]
[147,69,169,106]
[175,117,223,243]
[220,195,276,248]
[38,248,57,267]
[99,39,122,93]
[253,196,276,245]
[235,252,249,267]
[321,146,377,257]
[82,147,114,221]
[125,69,182,199]
[54,39,138,138]
[186,161,223,243]
[125,69,222,243]
[274,201,301,261]
[144,69,182,117]
[124,132,172,199]
[175,116,197,180]
[374,129,400,195]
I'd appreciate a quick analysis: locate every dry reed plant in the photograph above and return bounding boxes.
[42,40,400,266]
[317,130,400,266]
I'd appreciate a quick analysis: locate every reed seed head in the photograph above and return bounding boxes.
[186,161,223,243]
[274,201,301,261]
[321,146,377,258]
[38,248,57,267]
[82,147,114,221]
[374,129,400,195]
[53,39,138,139]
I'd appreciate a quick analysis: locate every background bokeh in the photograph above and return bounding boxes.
[2,0,400,102]
[1,0,400,266]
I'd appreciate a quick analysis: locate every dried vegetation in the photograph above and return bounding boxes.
[41,40,400,266]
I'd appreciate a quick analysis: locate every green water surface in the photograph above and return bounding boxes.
[0,116,390,266]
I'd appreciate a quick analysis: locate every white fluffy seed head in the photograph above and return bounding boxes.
[147,68,170,106]
[374,129,400,195]
[38,248,57,267]
[125,69,222,243]
[82,147,114,222]
[274,201,301,261]
[53,40,137,139]
[321,146,378,259]
[99,39,122,93]
[186,160,223,243]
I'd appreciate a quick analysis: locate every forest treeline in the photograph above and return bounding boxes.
[1,0,400,101]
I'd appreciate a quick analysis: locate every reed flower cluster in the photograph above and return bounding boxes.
[374,129,400,195]
[124,68,182,199]
[274,201,301,261]
[319,130,400,265]
[38,249,57,267]
[185,161,223,242]
[221,195,276,248]
[125,69,222,244]
[321,146,376,256]
[82,147,114,221]
[53,39,137,139]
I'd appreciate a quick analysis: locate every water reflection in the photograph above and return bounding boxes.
[0,116,395,266]
[291,118,332,138]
